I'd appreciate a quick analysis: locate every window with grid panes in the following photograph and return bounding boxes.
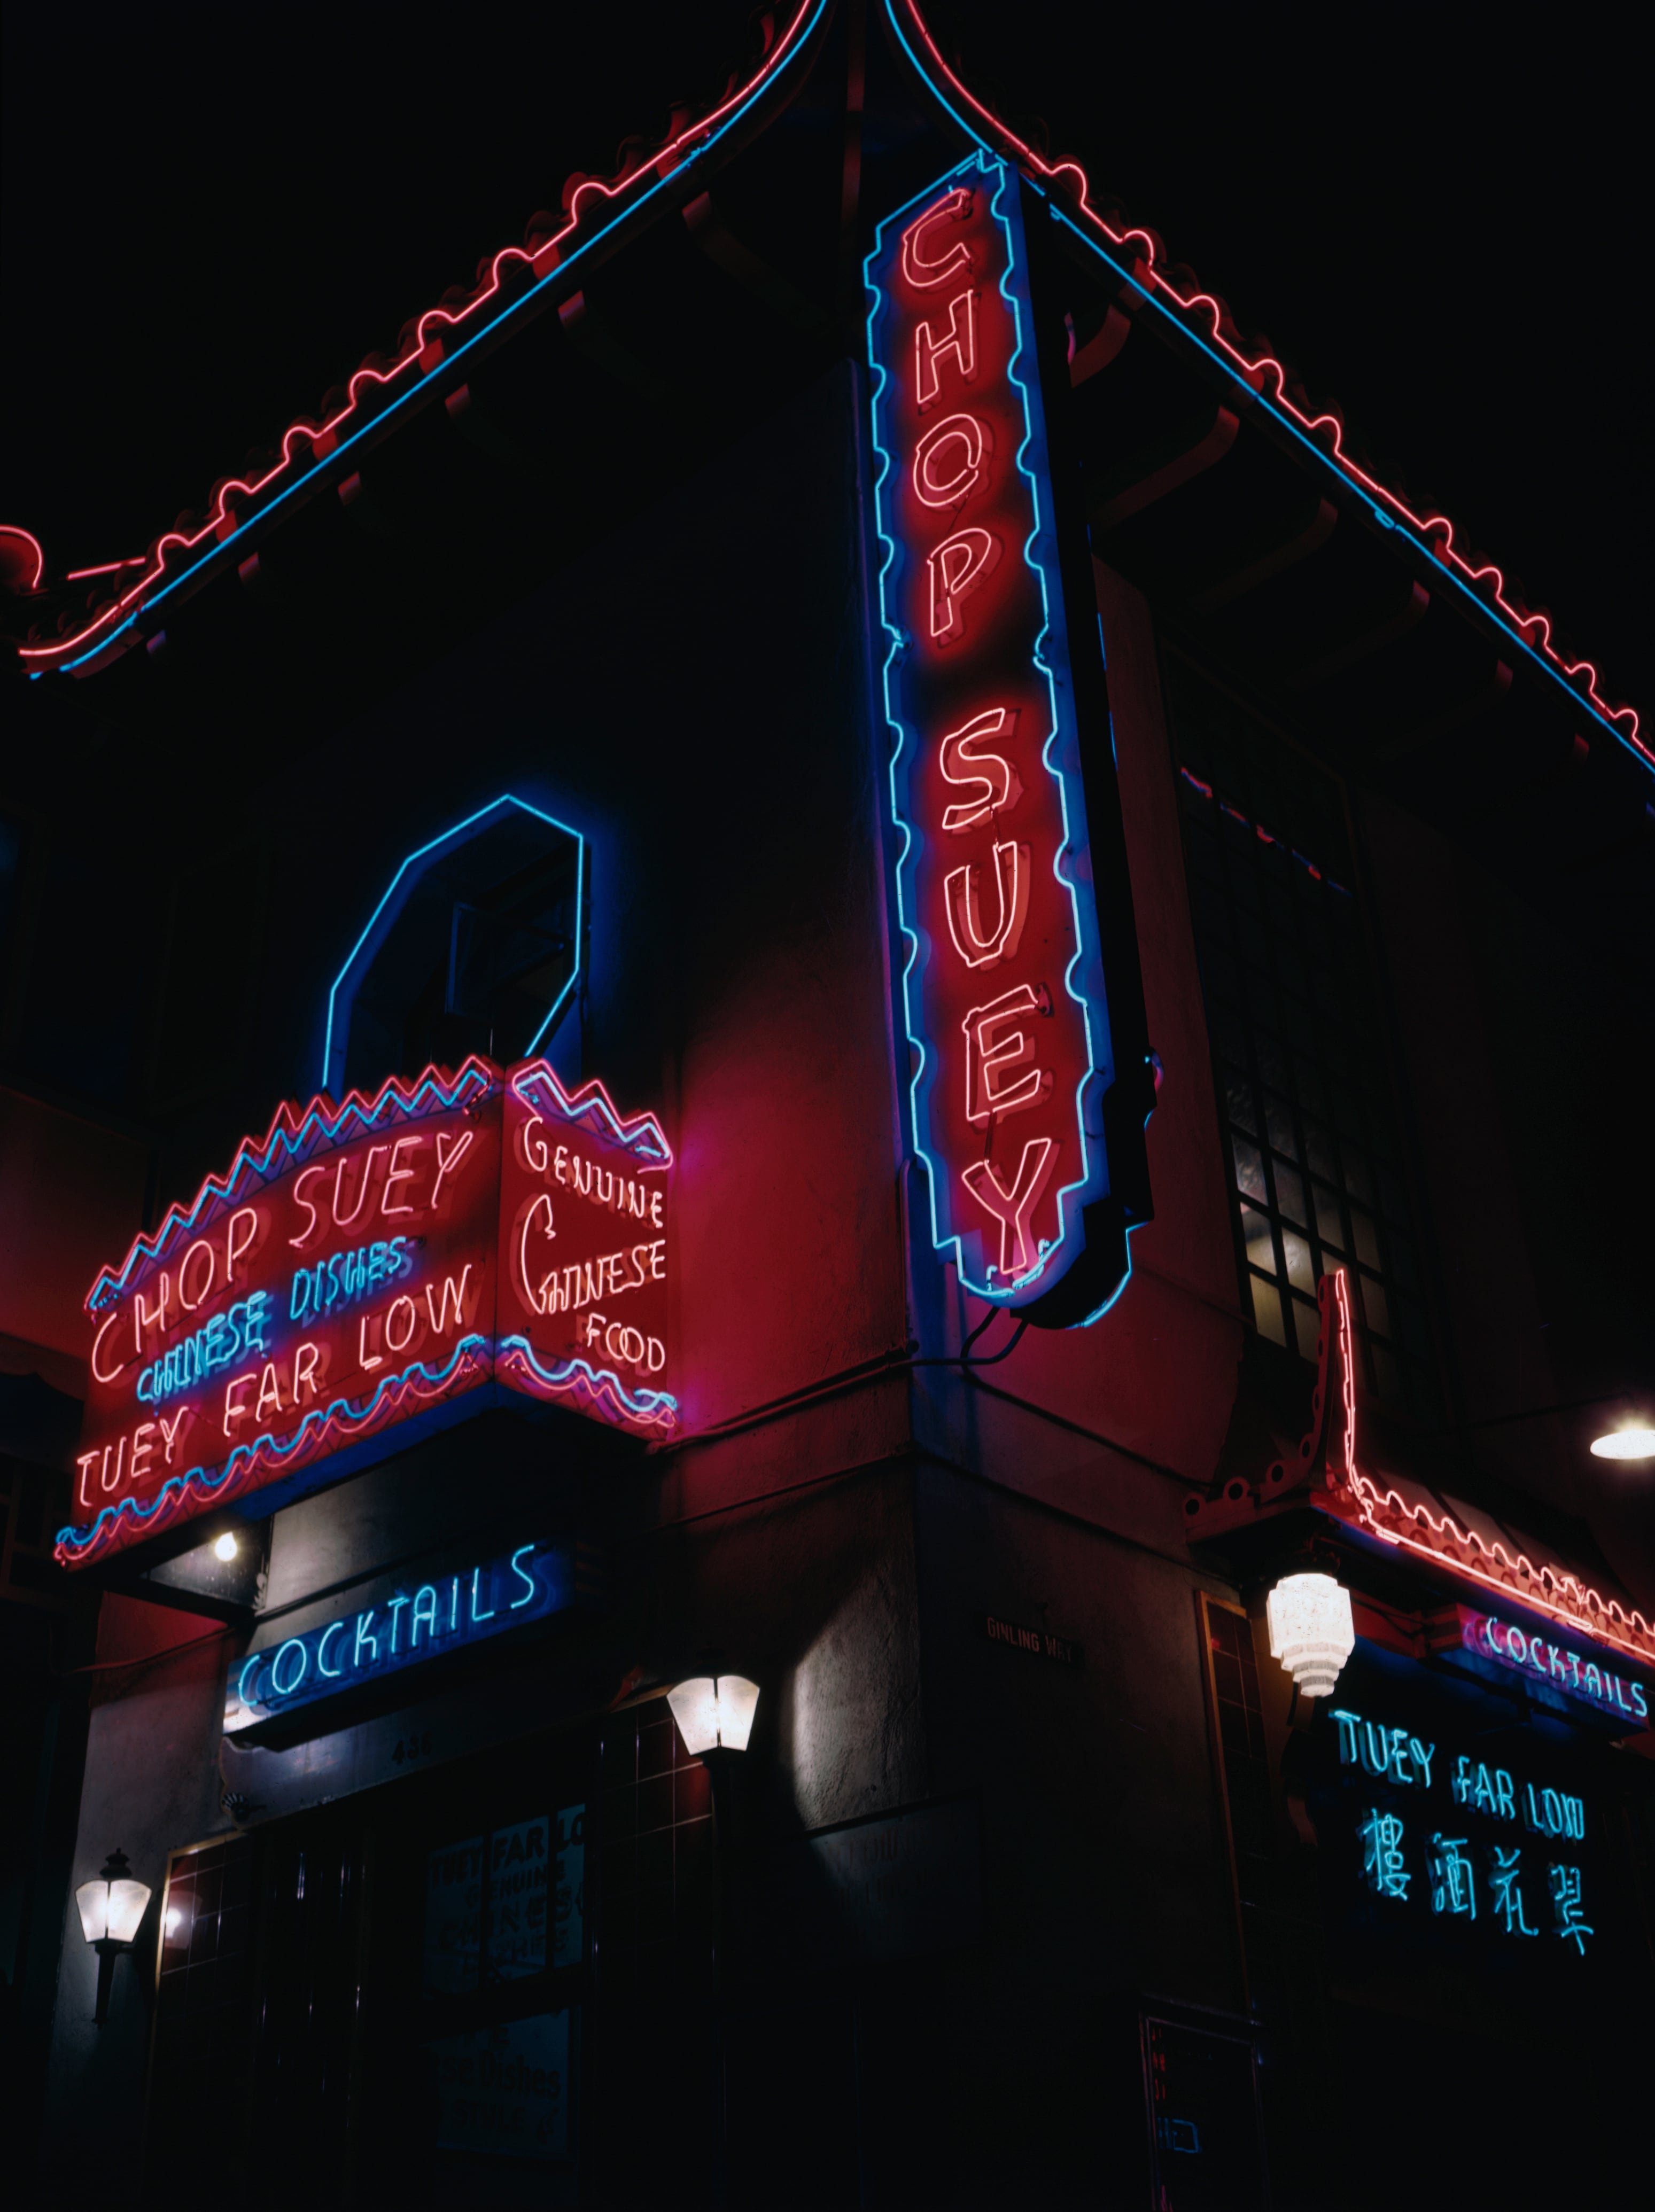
[1165,653,1436,1419]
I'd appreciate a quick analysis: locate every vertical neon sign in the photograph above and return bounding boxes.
[866,152,1148,1321]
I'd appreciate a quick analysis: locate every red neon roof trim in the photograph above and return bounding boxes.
[11,2,828,675]
[887,1,1646,765]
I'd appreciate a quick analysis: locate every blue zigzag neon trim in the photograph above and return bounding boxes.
[56,1334,493,1557]
[498,1335,678,1428]
[87,1058,498,1313]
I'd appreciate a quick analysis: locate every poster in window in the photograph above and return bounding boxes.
[485,1816,550,1982]
[424,1834,484,1995]
[553,1803,586,1970]
[428,2009,571,2161]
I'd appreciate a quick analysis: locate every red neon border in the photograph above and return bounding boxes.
[6,2,825,674]
[887,1,1645,764]
[87,1055,500,1314]
[1322,1268,1655,1670]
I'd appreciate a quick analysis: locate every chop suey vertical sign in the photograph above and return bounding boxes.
[866,151,1147,1325]
[63,1057,675,1569]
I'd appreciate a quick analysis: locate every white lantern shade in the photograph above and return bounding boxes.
[1266,1572,1356,1699]
[105,1878,152,1945]
[75,1879,110,1944]
[667,1674,760,1754]
[76,1872,152,1945]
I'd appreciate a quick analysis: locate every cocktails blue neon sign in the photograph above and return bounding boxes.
[228,1538,574,1728]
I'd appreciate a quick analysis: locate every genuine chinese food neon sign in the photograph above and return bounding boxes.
[866,151,1149,1322]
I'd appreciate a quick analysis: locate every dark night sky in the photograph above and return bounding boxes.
[2,0,1646,726]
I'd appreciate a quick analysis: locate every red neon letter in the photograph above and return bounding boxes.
[223,1373,255,1437]
[914,289,977,411]
[900,187,973,291]
[289,1164,327,1246]
[425,1266,472,1336]
[178,1237,215,1312]
[927,528,998,645]
[945,842,1029,969]
[292,1341,322,1404]
[433,1127,475,1209]
[91,1309,129,1385]
[519,1194,556,1315]
[961,1136,1057,1281]
[159,1408,188,1464]
[962,985,1050,1124]
[133,1272,172,1354]
[226,1205,259,1283]
[130,1422,157,1483]
[939,707,1022,832]
[382,1134,425,1217]
[254,1363,284,1426]
[385,1295,418,1355]
[333,1146,387,1230]
[913,414,987,510]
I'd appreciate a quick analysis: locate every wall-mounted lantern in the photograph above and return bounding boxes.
[1266,1572,1356,1701]
[75,1848,152,2025]
[667,1675,760,1755]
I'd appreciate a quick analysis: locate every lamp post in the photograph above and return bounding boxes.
[668,1676,759,2209]
[74,1848,152,2026]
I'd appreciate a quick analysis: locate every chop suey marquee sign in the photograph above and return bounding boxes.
[61,1056,674,1569]
[866,152,1149,1323]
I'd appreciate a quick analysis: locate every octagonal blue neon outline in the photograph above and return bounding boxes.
[322,793,584,1095]
[865,150,1120,1313]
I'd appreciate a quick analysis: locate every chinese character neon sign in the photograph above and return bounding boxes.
[60,1058,677,1571]
[866,151,1151,1324]
[1330,1702,1595,1957]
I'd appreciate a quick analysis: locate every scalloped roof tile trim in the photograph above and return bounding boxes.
[5,0,1641,770]
[9,2,831,676]
[885,1,1646,769]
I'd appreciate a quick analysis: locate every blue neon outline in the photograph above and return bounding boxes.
[50,1,834,681]
[497,1333,679,1430]
[512,1058,673,1166]
[880,3,1649,784]
[865,150,1119,1311]
[57,1333,492,1557]
[87,1058,498,1310]
[322,793,585,1096]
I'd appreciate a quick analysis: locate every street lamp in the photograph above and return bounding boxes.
[75,1848,152,2026]
[1590,1424,1655,1462]
[667,1674,760,1754]
[1266,1572,1356,1700]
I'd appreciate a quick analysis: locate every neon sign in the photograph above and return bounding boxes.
[224,1538,577,1731]
[1457,1607,1650,1727]
[58,1058,678,1571]
[866,151,1150,1323]
[1329,1703,1595,1954]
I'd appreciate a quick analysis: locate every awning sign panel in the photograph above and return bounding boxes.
[61,1058,675,1570]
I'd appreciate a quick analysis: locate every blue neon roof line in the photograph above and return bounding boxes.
[498,1334,678,1429]
[87,1056,499,1312]
[322,792,584,1094]
[880,1,1649,781]
[56,1334,493,1560]
[44,1,833,679]
[865,150,1117,1312]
